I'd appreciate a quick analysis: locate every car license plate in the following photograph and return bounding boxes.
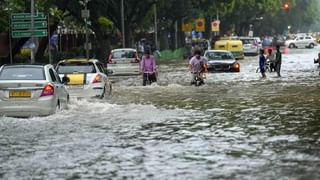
[67,85,84,90]
[9,91,31,98]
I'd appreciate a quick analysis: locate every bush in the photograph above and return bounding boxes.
[157,48,187,61]
[15,52,30,64]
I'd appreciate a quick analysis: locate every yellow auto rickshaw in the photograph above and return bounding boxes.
[214,40,244,59]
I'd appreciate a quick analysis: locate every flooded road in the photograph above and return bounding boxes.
[1,48,320,179]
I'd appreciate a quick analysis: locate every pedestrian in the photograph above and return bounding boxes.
[275,45,282,77]
[140,49,157,86]
[188,49,208,86]
[259,49,266,79]
[314,52,320,75]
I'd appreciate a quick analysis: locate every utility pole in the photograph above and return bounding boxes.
[121,0,125,48]
[175,21,178,49]
[84,0,89,59]
[8,8,13,64]
[31,0,35,63]
[81,0,90,59]
[154,2,158,50]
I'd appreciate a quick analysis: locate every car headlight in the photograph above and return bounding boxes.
[233,63,240,69]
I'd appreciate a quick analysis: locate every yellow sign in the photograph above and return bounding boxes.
[211,20,220,32]
[66,74,85,85]
[182,22,192,32]
[195,18,205,32]
[9,91,31,98]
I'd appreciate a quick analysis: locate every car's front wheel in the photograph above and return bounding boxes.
[309,43,315,48]
[289,43,295,48]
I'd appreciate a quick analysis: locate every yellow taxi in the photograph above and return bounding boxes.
[214,39,244,60]
[55,59,112,99]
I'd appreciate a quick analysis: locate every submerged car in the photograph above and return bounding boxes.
[106,48,140,76]
[0,64,69,117]
[204,50,240,72]
[239,37,259,56]
[56,59,112,99]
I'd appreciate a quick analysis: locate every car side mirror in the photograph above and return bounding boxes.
[62,76,70,84]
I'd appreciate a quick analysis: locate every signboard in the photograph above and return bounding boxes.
[11,21,47,29]
[12,30,48,38]
[11,13,46,21]
[10,12,48,38]
[211,20,220,32]
[182,22,192,32]
[195,18,205,32]
[81,10,90,18]
[248,30,253,37]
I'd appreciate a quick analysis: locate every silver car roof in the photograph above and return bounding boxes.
[111,48,137,53]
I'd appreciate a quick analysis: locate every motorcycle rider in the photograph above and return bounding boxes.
[188,49,208,86]
[140,49,157,86]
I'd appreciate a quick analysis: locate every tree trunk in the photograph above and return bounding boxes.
[160,29,169,50]
[95,33,111,65]
[124,26,134,48]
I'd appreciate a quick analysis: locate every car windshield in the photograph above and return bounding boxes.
[0,66,45,80]
[56,62,96,74]
[206,52,234,60]
[241,39,254,44]
[112,50,136,59]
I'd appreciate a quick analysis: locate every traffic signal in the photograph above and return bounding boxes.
[282,2,290,10]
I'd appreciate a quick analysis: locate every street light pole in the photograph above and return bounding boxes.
[121,0,125,48]
[154,2,158,50]
[31,0,35,63]
[85,0,89,59]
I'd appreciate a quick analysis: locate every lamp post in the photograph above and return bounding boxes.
[30,0,35,63]
[5,7,13,64]
[154,0,158,50]
[57,25,62,52]
[121,0,125,48]
[81,0,90,59]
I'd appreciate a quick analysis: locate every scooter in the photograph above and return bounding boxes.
[191,72,206,86]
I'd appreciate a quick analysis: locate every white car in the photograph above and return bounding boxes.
[0,64,69,117]
[254,37,262,48]
[285,36,317,48]
[56,59,112,99]
[106,48,140,76]
[239,37,259,56]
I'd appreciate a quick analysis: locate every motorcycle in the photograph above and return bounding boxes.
[191,72,206,86]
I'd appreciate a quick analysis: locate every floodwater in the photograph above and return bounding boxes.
[1,48,320,179]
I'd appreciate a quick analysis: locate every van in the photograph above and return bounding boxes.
[214,40,244,59]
